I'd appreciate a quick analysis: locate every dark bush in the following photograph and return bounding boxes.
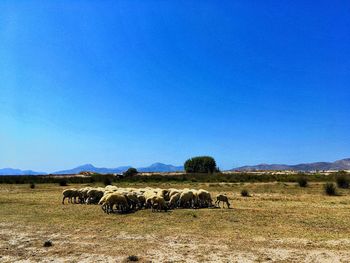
[59,179,68,186]
[297,177,308,187]
[324,183,337,196]
[30,182,35,189]
[103,177,112,186]
[336,174,349,189]
[43,240,53,247]
[126,255,139,261]
[241,189,250,197]
[184,156,217,173]
[124,168,138,177]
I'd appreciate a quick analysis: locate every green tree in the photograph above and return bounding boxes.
[184,156,217,173]
[124,167,138,177]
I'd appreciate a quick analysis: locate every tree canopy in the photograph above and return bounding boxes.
[123,167,138,177]
[184,156,217,173]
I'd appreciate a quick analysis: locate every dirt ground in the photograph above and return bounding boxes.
[1,182,350,262]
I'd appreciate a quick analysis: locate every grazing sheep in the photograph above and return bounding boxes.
[105,185,118,191]
[179,191,194,208]
[62,186,216,214]
[98,192,113,212]
[104,193,129,214]
[158,189,170,201]
[215,194,230,208]
[86,188,104,204]
[124,193,139,210]
[145,194,157,209]
[79,187,92,203]
[197,189,213,208]
[151,196,168,212]
[62,189,80,204]
[136,194,146,209]
[168,192,181,209]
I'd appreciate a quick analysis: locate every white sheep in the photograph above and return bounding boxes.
[179,190,194,208]
[151,195,168,212]
[103,193,129,214]
[168,192,181,209]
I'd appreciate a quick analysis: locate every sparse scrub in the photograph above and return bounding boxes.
[0,171,339,185]
[297,177,308,187]
[126,255,139,261]
[324,183,337,196]
[43,240,53,247]
[241,189,250,197]
[59,179,68,186]
[103,177,112,186]
[336,174,349,189]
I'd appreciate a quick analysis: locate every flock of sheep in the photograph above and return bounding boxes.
[62,185,231,213]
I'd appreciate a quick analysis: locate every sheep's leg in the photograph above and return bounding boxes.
[62,197,65,205]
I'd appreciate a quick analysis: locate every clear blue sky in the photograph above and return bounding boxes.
[1,1,349,172]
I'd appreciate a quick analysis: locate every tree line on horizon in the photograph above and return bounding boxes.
[124,156,218,176]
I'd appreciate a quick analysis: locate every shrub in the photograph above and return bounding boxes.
[297,177,308,187]
[184,156,217,173]
[324,183,337,196]
[241,189,250,197]
[336,174,349,189]
[30,182,35,189]
[126,255,139,261]
[124,168,138,177]
[43,240,53,247]
[103,177,112,186]
[59,179,68,186]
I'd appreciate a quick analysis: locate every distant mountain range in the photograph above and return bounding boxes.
[0,163,184,175]
[0,168,46,176]
[2,158,350,175]
[232,158,350,171]
[138,163,184,173]
[52,164,132,175]
[53,163,184,174]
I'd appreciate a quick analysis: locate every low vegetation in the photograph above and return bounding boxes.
[124,168,138,177]
[324,182,337,196]
[58,179,68,186]
[336,173,350,189]
[241,189,250,197]
[0,171,345,185]
[297,176,308,187]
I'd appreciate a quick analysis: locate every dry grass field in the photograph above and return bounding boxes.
[1,182,350,262]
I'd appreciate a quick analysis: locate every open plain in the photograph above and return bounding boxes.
[1,182,350,263]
